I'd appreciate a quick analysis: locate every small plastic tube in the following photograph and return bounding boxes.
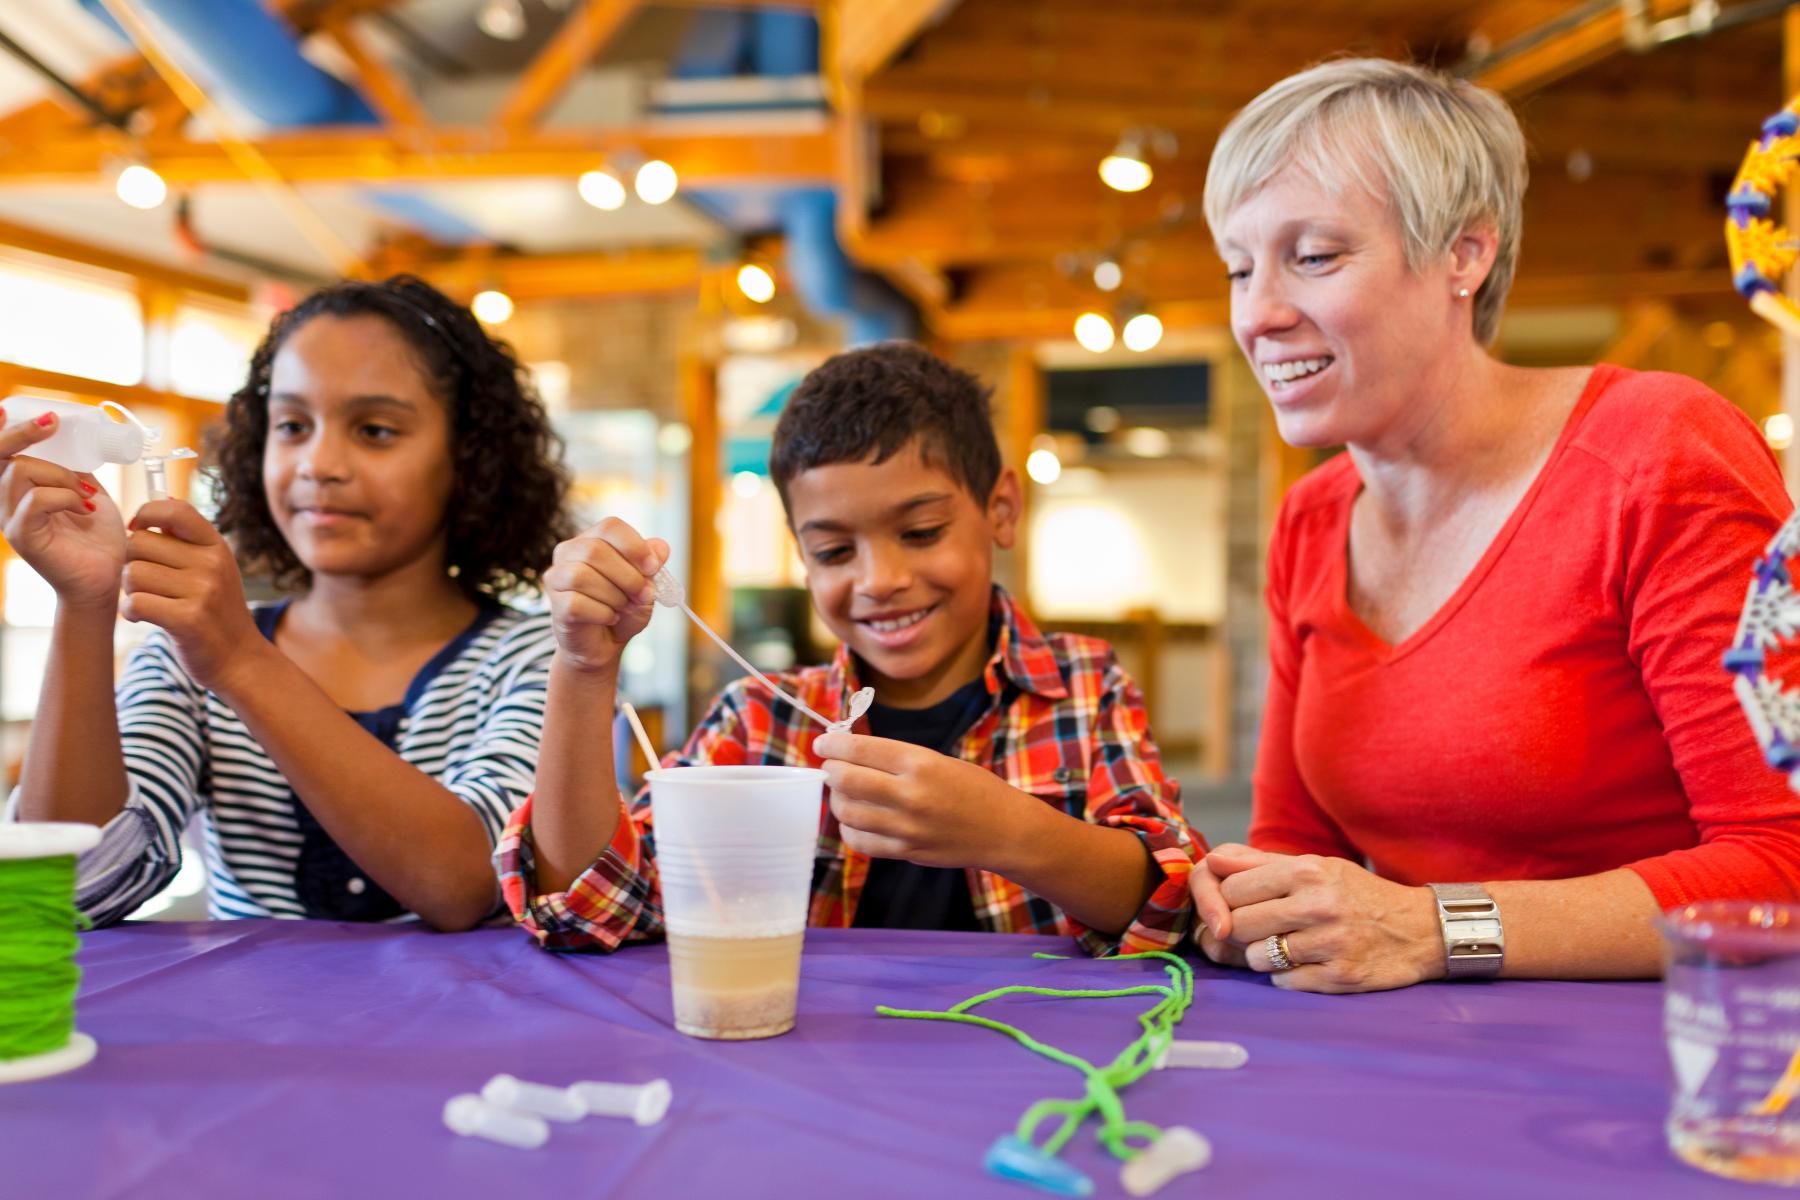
[443,1094,549,1149]
[568,1077,672,1126]
[481,1073,586,1122]
[1119,1127,1211,1197]
[1153,1039,1248,1070]
[983,1135,1093,1197]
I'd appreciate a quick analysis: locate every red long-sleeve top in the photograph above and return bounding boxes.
[1251,365,1800,906]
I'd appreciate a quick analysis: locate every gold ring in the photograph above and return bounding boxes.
[1265,933,1295,971]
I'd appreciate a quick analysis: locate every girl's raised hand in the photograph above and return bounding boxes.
[122,500,263,694]
[543,518,669,673]
[0,412,127,610]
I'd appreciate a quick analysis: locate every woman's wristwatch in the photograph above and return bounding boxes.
[1427,883,1505,979]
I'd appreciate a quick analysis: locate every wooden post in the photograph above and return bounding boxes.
[681,353,725,640]
[1005,344,1043,616]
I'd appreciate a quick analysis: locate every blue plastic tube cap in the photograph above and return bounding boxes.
[983,1135,1095,1197]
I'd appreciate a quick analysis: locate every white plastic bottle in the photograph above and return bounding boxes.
[2,397,145,472]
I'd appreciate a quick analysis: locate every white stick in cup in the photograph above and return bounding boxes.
[652,567,871,730]
[623,700,728,924]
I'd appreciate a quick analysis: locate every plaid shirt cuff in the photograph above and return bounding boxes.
[497,794,658,952]
[1074,819,1199,958]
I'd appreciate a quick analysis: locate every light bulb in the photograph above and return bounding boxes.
[1122,312,1164,352]
[1074,312,1115,353]
[1026,448,1062,485]
[477,0,526,40]
[472,289,514,324]
[1099,153,1152,193]
[736,264,776,303]
[116,164,167,210]
[577,169,626,211]
[635,160,678,205]
[1093,259,1123,291]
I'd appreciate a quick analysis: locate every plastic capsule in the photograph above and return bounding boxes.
[1119,1127,1211,1197]
[481,1073,586,1122]
[1154,1039,1248,1070]
[568,1078,672,1126]
[443,1094,549,1149]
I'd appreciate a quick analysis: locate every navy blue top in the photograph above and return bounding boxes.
[254,599,501,920]
[848,677,990,932]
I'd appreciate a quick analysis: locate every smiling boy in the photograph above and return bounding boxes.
[499,342,1197,954]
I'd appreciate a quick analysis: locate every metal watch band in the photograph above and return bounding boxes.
[1428,882,1505,980]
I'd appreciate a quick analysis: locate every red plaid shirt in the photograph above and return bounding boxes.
[498,586,1199,956]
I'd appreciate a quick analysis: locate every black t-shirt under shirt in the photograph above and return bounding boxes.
[847,677,991,931]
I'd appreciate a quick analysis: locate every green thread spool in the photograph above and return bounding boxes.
[0,822,99,1084]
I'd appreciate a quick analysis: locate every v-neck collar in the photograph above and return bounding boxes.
[1331,364,1613,665]
[256,597,500,715]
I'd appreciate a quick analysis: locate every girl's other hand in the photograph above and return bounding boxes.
[543,518,669,673]
[0,411,127,611]
[122,500,264,694]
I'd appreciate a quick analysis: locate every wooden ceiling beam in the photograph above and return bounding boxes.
[829,0,961,82]
[0,123,840,187]
[922,263,1731,343]
[416,246,706,302]
[0,215,249,301]
[496,0,644,132]
[320,10,427,131]
[1468,0,1692,99]
[862,76,1224,136]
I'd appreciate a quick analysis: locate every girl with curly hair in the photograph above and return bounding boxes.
[3,275,574,930]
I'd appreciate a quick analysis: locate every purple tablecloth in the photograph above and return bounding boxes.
[4,921,1750,1198]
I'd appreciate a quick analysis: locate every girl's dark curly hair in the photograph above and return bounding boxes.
[211,274,574,599]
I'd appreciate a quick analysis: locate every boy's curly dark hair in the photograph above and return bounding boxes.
[210,274,574,599]
[768,342,1000,515]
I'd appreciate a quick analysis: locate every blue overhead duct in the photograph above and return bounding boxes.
[78,0,487,245]
[674,10,914,344]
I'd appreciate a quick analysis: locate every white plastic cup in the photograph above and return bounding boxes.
[649,765,825,1040]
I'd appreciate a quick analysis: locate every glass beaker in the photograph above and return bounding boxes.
[1661,900,1800,1184]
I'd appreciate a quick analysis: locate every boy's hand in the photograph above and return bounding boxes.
[814,731,1033,869]
[543,519,669,674]
[123,500,263,693]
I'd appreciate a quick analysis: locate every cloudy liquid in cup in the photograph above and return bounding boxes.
[666,928,805,1040]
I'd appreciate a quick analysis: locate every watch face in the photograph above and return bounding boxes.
[1454,919,1503,943]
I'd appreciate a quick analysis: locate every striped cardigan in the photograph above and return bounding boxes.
[9,605,554,927]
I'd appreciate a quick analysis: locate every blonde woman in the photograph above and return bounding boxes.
[1189,59,1800,992]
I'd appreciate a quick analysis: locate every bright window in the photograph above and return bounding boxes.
[169,303,262,401]
[0,257,143,385]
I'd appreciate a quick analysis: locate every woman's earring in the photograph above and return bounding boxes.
[1457,287,1471,299]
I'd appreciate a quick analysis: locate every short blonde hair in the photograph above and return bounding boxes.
[1203,58,1527,345]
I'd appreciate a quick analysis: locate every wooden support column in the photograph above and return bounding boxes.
[681,353,725,665]
[138,279,179,392]
[1004,344,1043,618]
